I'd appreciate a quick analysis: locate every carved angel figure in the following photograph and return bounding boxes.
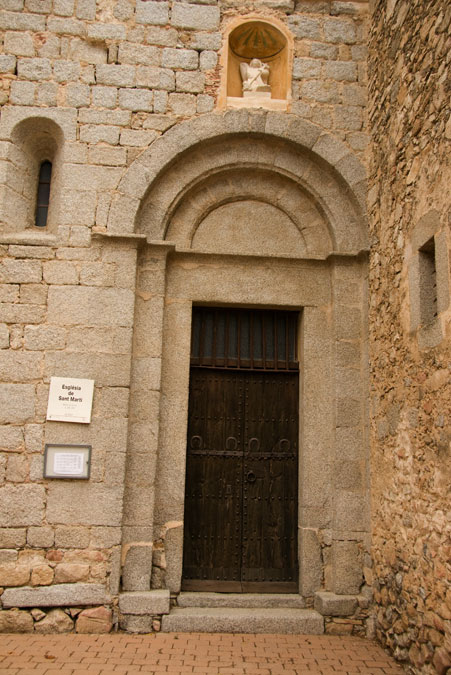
[240,59,271,95]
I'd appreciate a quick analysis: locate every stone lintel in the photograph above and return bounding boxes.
[1,584,110,608]
[314,591,358,616]
[119,590,170,615]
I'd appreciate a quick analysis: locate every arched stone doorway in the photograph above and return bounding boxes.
[113,111,369,610]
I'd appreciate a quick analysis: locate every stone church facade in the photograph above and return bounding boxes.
[0,0,448,672]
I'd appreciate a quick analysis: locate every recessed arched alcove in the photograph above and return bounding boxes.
[218,17,293,111]
[1,116,64,232]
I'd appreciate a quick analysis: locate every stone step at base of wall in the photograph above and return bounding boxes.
[177,592,306,609]
[161,607,324,634]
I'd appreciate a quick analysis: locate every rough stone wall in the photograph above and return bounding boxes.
[0,0,369,632]
[368,1,450,673]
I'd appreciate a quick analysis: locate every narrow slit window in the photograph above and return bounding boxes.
[35,161,52,227]
[419,237,437,324]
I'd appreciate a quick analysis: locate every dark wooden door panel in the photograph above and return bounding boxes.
[183,310,299,593]
[242,372,298,587]
[183,370,243,587]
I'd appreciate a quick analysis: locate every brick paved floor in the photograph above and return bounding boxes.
[0,632,404,674]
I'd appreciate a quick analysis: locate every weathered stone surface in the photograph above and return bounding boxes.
[76,606,113,633]
[0,484,45,526]
[31,564,54,586]
[34,608,74,633]
[0,609,34,633]
[119,590,170,615]
[314,592,358,616]
[1,584,111,608]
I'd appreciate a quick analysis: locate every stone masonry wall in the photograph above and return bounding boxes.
[368,1,450,673]
[0,0,369,632]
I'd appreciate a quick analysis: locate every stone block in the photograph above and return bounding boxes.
[153,90,168,113]
[118,88,153,112]
[61,163,123,190]
[0,609,34,633]
[332,541,363,594]
[0,11,46,31]
[196,94,214,113]
[69,38,107,65]
[37,82,58,105]
[161,48,198,70]
[336,397,361,427]
[27,526,55,548]
[79,106,131,125]
[325,61,357,81]
[76,0,96,20]
[89,146,126,166]
[31,564,54,586]
[10,80,36,105]
[53,0,74,16]
[120,129,158,147]
[168,93,197,115]
[0,425,23,450]
[0,54,16,73]
[119,614,154,632]
[136,0,168,25]
[136,66,175,91]
[176,71,205,93]
[334,105,363,131]
[76,606,113,633]
[191,32,221,51]
[54,563,90,583]
[119,590,170,615]
[199,50,217,71]
[301,80,340,104]
[122,544,153,591]
[53,60,80,82]
[293,57,322,79]
[2,583,110,607]
[314,591,358,616]
[0,384,35,423]
[0,351,41,382]
[4,31,34,57]
[79,124,120,144]
[0,484,45,526]
[146,26,178,47]
[299,528,323,596]
[310,42,338,60]
[47,17,85,36]
[34,608,74,633]
[0,0,24,9]
[0,259,42,284]
[0,323,9,348]
[335,492,368,531]
[0,563,30,586]
[96,64,135,87]
[55,525,90,548]
[171,3,220,30]
[92,86,117,109]
[118,42,159,66]
[43,260,79,284]
[65,83,90,107]
[324,18,357,44]
[47,483,124,526]
[287,16,321,39]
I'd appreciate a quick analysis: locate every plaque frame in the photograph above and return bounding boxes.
[44,444,92,480]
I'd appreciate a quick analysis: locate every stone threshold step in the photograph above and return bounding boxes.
[161,607,324,634]
[177,592,306,609]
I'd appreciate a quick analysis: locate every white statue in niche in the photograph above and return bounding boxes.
[240,59,271,98]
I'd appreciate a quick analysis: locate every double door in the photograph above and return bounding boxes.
[182,366,299,592]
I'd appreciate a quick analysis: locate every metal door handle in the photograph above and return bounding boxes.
[246,471,256,483]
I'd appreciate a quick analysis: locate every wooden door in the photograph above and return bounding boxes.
[182,308,299,593]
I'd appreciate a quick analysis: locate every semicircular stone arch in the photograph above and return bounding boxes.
[107,110,368,257]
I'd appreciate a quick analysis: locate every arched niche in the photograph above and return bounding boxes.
[219,17,293,111]
[0,117,64,232]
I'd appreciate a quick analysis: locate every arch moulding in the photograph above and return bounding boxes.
[107,110,368,256]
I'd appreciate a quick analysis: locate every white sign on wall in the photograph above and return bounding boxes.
[46,377,95,424]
